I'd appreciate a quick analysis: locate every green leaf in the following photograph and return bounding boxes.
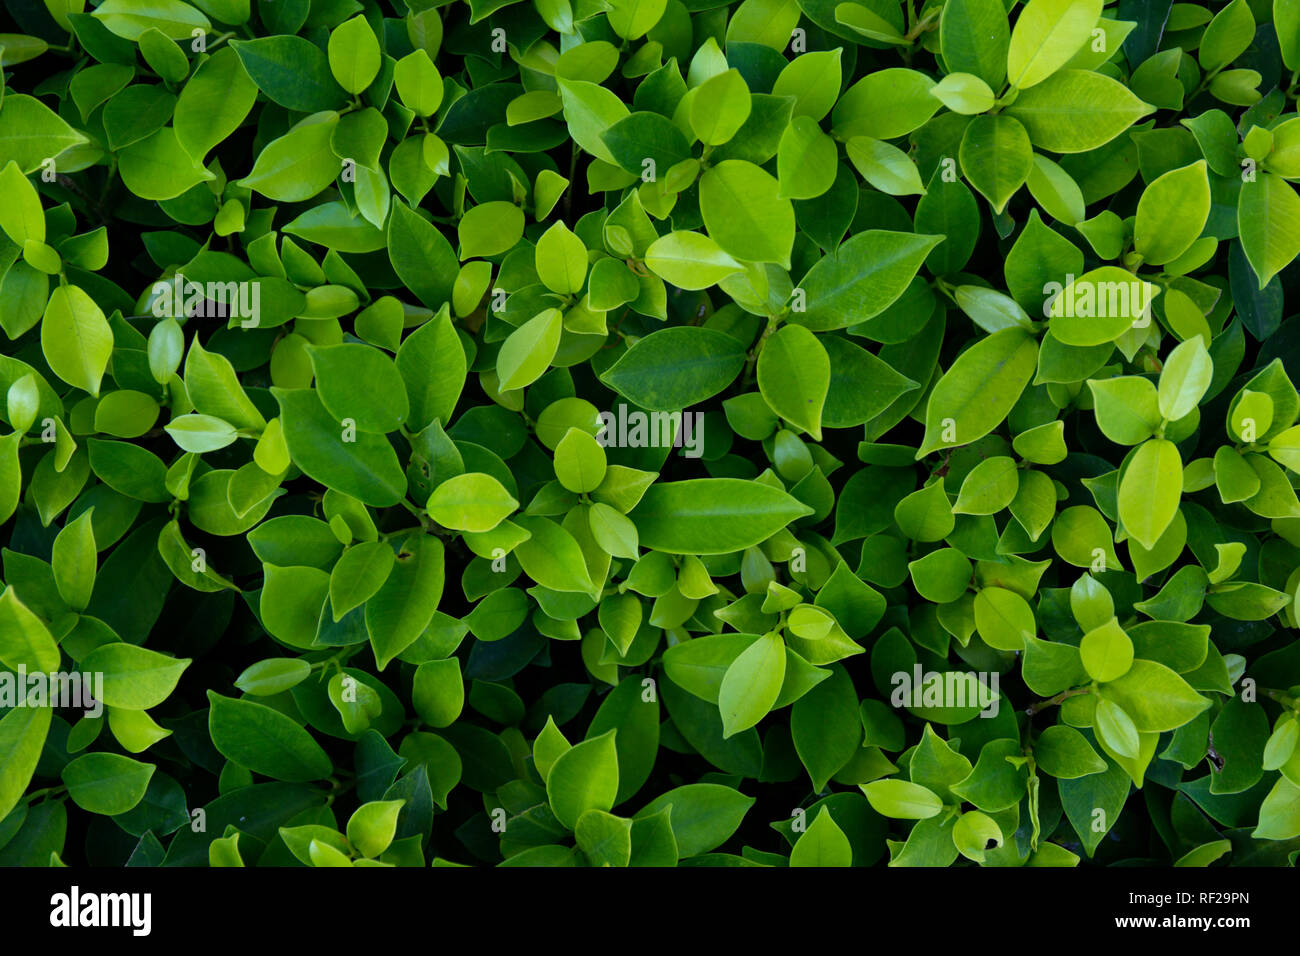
[860,779,943,819]
[1034,725,1107,778]
[413,658,463,728]
[791,666,862,791]
[777,116,838,199]
[0,586,61,672]
[644,231,744,291]
[974,586,1035,651]
[329,540,395,621]
[600,327,746,411]
[547,729,619,829]
[119,126,216,201]
[789,230,942,332]
[235,658,312,697]
[347,800,403,858]
[557,77,630,164]
[832,68,940,140]
[309,344,409,435]
[175,46,259,161]
[789,806,852,866]
[1079,617,1134,682]
[662,634,754,703]
[397,307,465,432]
[1049,267,1159,346]
[512,515,596,594]
[459,201,525,260]
[0,161,44,245]
[1199,0,1254,72]
[0,705,51,823]
[690,69,751,146]
[534,221,587,295]
[940,0,1010,88]
[1239,172,1300,290]
[0,94,89,174]
[387,201,459,311]
[80,643,190,710]
[757,325,830,440]
[953,810,1003,863]
[917,328,1038,458]
[1101,660,1211,732]
[1253,776,1300,839]
[61,753,154,815]
[634,783,754,858]
[1007,0,1104,90]
[1117,438,1182,550]
[930,73,997,115]
[1007,70,1154,153]
[328,15,381,95]
[1087,376,1161,445]
[52,508,96,611]
[700,160,795,266]
[91,0,209,38]
[718,631,785,738]
[273,388,407,508]
[1094,698,1140,759]
[1134,161,1210,266]
[365,533,445,669]
[497,308,563,392]
[427,473,518,532]
[237,112,340,203]
[164,414,238,454]
[207,691,333,781]
[846,135,926,196]
[771,50,843,120]
[629,479,813,554]
[41,285,113,398]
[555,428,607,494]
[184,337,265,431]
[956,115,1034,214]
[230,36,347,113]
[602,111,691,177]
[1157,337,1212,422]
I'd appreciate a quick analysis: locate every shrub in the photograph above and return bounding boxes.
[0,0,1298,869]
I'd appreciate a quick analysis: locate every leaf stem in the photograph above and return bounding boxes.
[1025,686,1090,716]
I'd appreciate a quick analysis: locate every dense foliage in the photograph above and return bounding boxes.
[1,0,1300,869]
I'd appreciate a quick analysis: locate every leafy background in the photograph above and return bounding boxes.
[0,0,1299,867]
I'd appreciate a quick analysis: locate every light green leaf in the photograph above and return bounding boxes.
[1117,438,1182,550]
[207,691,333,781]
[548,729,619,829]
[1007,70,1154,153]
[699,160,795,266]
[1007,0,1104,90]
[1157,337,1213,422]
[1238,172,1300,290]
[959,115,1034,214]
[917,328,1038,458]
[497,308,563,392]
[789,806,852,866]
[1134,161,1211,266]
[41,284,113,397]
[757,325,830,440]
[629,479,813,554]
[718,631,785,738]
